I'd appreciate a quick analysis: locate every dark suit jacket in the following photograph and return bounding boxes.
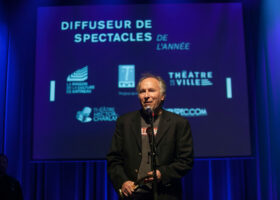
[107,109,193,197]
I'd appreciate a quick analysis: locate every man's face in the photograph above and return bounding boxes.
[138,77,165,111]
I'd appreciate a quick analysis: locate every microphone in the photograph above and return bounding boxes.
[145,106,153,116]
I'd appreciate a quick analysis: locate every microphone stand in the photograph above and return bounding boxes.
[148,111,158,200]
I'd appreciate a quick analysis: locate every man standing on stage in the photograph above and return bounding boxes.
[0,154,23,200]
[107,74,193,199]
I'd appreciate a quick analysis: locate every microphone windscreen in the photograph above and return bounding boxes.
[145,106,153,115]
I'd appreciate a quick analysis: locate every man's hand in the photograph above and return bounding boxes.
[121,181,136,197]
[145,169,161,183]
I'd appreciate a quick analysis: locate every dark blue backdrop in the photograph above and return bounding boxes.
[1,0,280,199]
[32,3,251,160]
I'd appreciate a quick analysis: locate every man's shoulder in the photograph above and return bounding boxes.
[0,174,20,185]
[116,109,190,124]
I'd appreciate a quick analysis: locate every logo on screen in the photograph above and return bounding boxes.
[67,66,88,82]
[168,71,213,87]
[165,107,208,117]
[118,65,135,88]
[76,107,92,123]
[76,106,118,123]
[93,107,118,122]
[66,65,95,94]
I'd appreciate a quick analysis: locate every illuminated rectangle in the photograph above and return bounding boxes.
[118,65,135,88]
[50,80,55,102]
[33,4,251,159]
[226,78,232,99]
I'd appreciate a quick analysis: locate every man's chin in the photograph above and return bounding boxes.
[143,105,154,110]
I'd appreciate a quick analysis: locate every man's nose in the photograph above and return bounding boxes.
[144,91,150,98]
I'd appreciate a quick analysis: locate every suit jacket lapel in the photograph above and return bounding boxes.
[156,110,171,146]
[131,111,142,151]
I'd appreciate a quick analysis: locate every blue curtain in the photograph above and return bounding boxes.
[256,0,280,199]
[0,0,279,199]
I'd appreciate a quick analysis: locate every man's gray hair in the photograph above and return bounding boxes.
[136,73,166,96]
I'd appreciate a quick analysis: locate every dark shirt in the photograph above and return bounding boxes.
[137,115,161,189]
[0,174,23,200]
